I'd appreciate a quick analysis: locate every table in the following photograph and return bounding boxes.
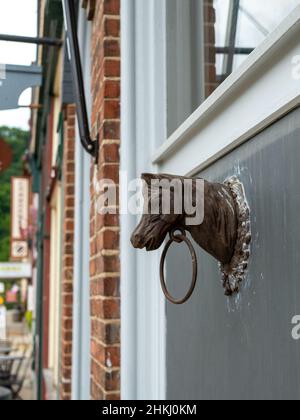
[0,386,12,400]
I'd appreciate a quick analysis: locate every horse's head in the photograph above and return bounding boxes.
[131,173,185,251]
[131,173,251,297]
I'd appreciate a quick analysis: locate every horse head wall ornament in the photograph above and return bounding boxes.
[131,174,251,303]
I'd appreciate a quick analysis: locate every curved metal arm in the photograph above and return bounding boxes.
[62,0,99,163]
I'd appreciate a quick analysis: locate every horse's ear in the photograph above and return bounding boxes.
[142,173,179,185]
[141,173,158,186]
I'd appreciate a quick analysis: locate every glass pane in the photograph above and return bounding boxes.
[236,0,300,48]
[208,0,300,94]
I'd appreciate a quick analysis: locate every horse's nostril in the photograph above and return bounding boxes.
[131,233,144,247]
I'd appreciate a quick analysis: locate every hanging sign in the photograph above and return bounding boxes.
[0,262,32,279]
[10,177,30,260]
[0,138,12,173]
[0,306,6,340]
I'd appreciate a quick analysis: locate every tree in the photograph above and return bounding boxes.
[0,126,29,261]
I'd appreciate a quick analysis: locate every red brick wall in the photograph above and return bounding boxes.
[89,0,121,401]
[60,104,76,400]
[203,0,218,97]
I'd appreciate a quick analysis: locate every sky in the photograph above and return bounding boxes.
[0,0,38,130]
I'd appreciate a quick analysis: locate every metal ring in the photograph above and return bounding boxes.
[160,230,198,305]
[170,227,186,244]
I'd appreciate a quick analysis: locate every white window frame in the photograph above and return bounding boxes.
[153,5,300,176]
[72,7,92,401]
[121,1,300,401]
[121,0,167,400]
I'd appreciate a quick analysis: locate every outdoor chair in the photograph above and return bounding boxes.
[0,355,24,381]
[0,350,32,400]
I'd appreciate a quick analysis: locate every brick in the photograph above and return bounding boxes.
[61,382,71,393]
[104,59,120,77]
[104,17,120,37]
[104,100,120,119]
[62,331,73,342]
[104,80,120,98]
[103,121,120,139]
[104,39,120,57]
[66,197,74,207]
[104,370,120,392]
[203,4,216,23]
[104,0,120,15]
[59,104,76,400]
[61,367,72,380]
[66,162,75,172]
[91,298,120,320]
[102,299,120,319]
[106,393,120,401]
[66,185,74,195]
[96,213,119,229]
[64,220,74,232]
[62,307,73,318]
[205,64,216,84]
[90,0,121,400]
[63,356,72,367]
[91,320,120,346]
[95,254,120,274]
[99,164,119,184]
[91,277,120,298]
[96,229,120,251]
[91,380,105,400]
[63,283,73,294]
[66,174,75,184]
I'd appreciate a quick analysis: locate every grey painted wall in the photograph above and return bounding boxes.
[166,107,300,400]
[166,0,204,136]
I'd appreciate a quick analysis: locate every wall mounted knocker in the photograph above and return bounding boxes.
[131,173,251,304]
[160,228,198,305]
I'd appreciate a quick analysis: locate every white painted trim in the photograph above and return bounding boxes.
[120,0,138,400]
[72,8,91,401]
[153,6,300,176]
[121,0,167,400]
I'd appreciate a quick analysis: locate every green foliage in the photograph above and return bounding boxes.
[25,310,33,331]
[0,126,29,261]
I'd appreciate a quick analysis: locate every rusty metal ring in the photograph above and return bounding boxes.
[170,227,186,244]
[160,230,198,305]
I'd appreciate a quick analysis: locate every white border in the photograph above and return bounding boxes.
[153,6,300,176]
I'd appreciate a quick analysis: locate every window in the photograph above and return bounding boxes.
[166,0,300,138]
[166,0,204,136]
[213,0,300,82]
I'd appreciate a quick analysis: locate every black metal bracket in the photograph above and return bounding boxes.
[0,34,62,47]
[62,0,99,163]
